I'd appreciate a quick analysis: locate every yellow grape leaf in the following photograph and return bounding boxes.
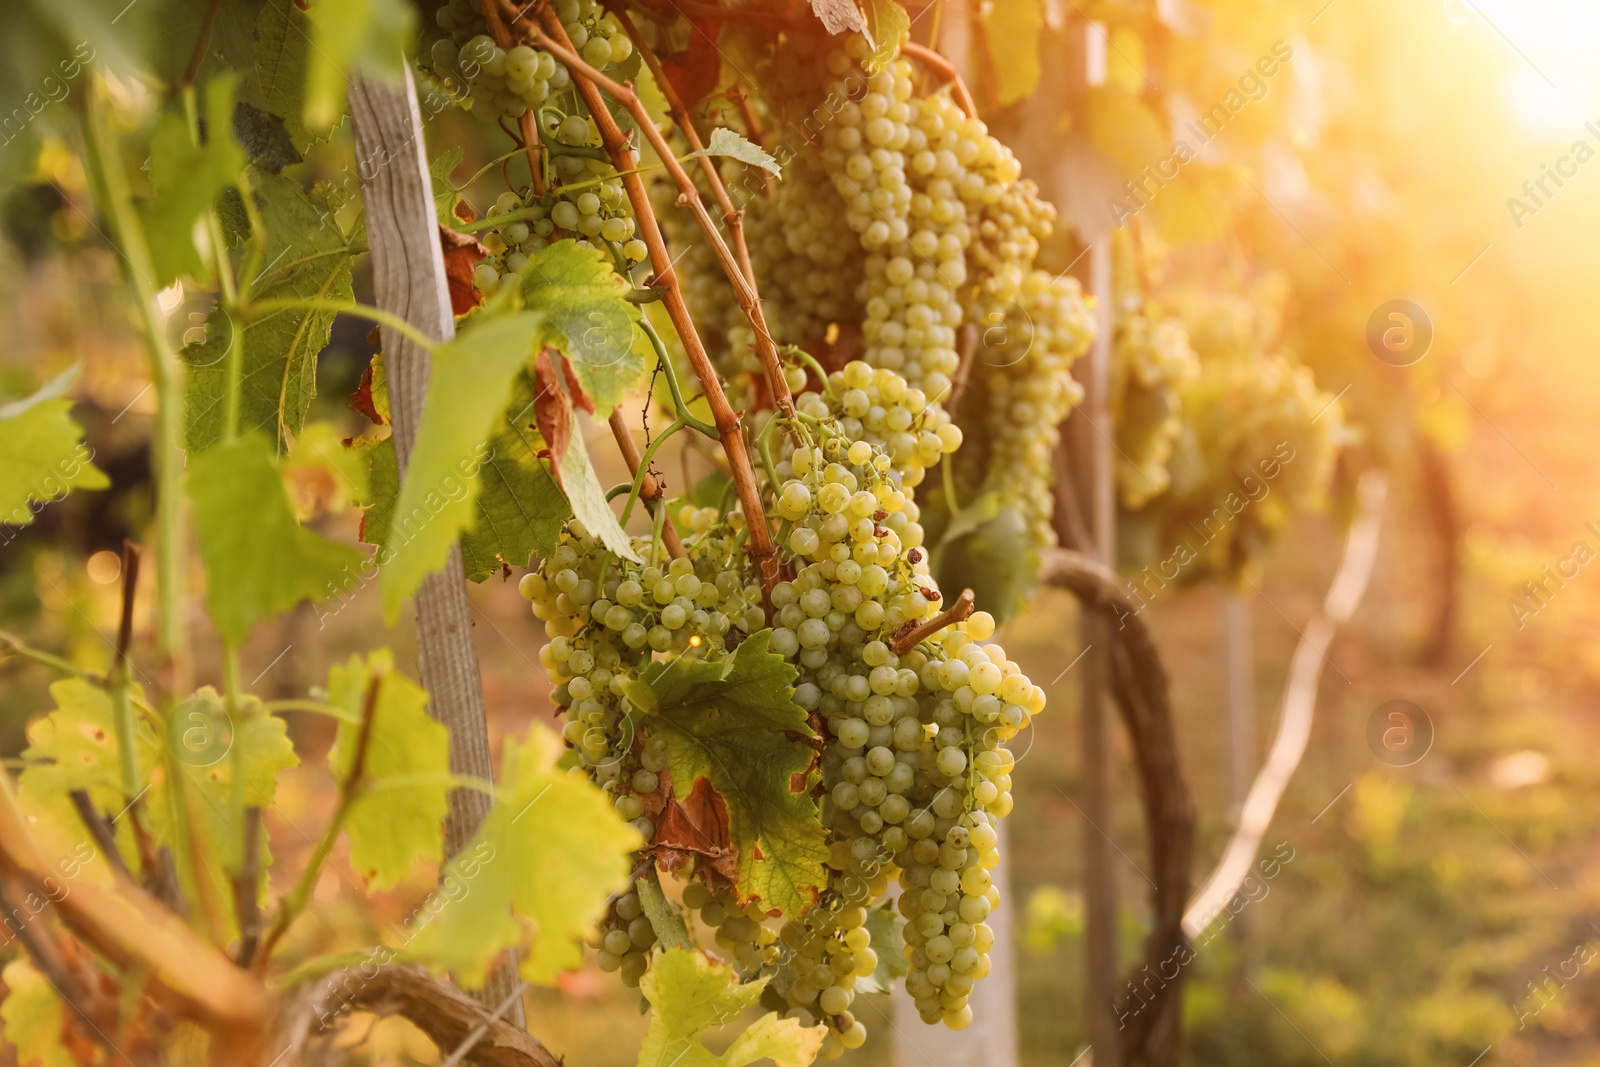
[406,725,641,986]
[327,650,450,889]
[638,948,825,1067]
[18,677,159,862]
[0,367,109,529]
[1,960,75,1067]
[981,0,1044,106]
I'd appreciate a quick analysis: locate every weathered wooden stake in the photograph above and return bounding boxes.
[350,67,524,1027]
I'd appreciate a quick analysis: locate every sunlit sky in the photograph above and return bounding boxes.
[1469,0,1600,133]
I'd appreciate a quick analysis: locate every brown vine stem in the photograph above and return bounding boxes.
[889,587,976,655]
[529,4,781,602]
[901,42,978,119]
[519,7,795,425]
[608,408,687,560]
[611,5,777,318]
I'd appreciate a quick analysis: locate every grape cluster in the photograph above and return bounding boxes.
[508,29,1064,1047]
[1116,286,1343,577]
[817,46,1024,401]
[521,518,766,850]
[961,270,1095,550]
[1110,298,1199,511]
[472,115,647,295]
[968,178,1056,309]
[593,887,657,988]
[683,881,782,974]
[422,0,632,122]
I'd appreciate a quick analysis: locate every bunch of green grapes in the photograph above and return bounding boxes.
[1118,285,1345,579]
[1108,229,1198,511]
[520,517,765,848]
[968,178,1056,309]
[470,114,649,295]
[683,880,782,975]
[782,359,962,497]
[421,0,632,121]
[593,887,657,988]
[1110,306,1197,510]
[959,270,1095,551]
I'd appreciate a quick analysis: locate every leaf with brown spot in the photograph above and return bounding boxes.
[532,350,573,484]
[438,224,489,315]
[647,773,738,884]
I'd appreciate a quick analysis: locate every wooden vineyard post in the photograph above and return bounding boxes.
[1065,17,1120,1061]
[349,68,525,1027]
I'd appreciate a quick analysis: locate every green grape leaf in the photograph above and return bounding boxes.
[638,948,826,1067]
[558,422,641,565]
[327,650,450,889]
[189,433,367,644]
[461,370,570,580]
[359,373,571,581]
[431,146,467,224]
[183,167,359,452]
[304,0,415,131]
[857,902,909,993]
[0,367,109,528]
[691,128,782,176]
[0,960,75,1067]
[406,725,641,986]
[254,0,315,151]
[143,73,247,286]
[354,433,397,539]
[932,504,1039,625]
[636,871,693,950]
[519,242,643,417]
[378,311,543,622]
[861,0,910,75]
[625,632,826,917]
[980,0,1043,106]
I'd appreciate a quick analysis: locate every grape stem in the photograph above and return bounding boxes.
[610,3,793,421]
[639,318,718,436]
[900,43,978,119]
[517,4,796,427]
[81,80,190,695]
[610,409,688,558]
[529,2,782,608]
[890,587,976,656]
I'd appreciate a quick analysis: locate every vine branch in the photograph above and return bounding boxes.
[528,5,782,605]
[902,42,978,119]
[515,4,796,424]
